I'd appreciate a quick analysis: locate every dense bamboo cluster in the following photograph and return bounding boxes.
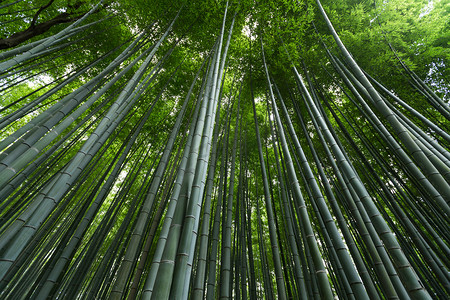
[0,0,448,299]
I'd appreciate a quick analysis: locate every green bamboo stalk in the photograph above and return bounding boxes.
[309,70,414,298]
[274,82,369,298]
[0,28,170,281]
[0,1,104,71]
[142,62,207,298]
[219,100,239,299]
[365,72,450,144]
[332,56,450,216]
[261,40,333,299]
[149,42,218,300]
[171,9,235,299]
[205,103,231,300]
[315,0,450,215]
[295,69,399,298]
[266,97,308,299]
[190,82,227,300]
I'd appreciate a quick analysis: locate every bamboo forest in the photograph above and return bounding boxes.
[0,0,448,298]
